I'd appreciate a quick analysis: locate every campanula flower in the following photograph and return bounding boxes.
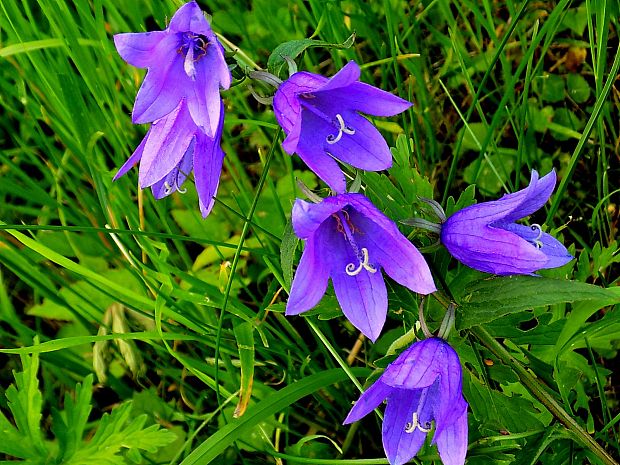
[273,61,412,193]
[114,100,225,217]
[344,337,468,465]
[114,1,231,136]
[286,193,436,341]
[440,170,573,275]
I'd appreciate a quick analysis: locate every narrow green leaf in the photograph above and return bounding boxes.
[179,368,367,465]
[1,223,153,310]
[233,320,255,418]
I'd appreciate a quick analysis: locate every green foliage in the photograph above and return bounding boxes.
[0,352,175,464]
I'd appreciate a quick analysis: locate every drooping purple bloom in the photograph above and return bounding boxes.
[344,337,468,465]
[273,61,412,193]
[286,193,436,341]
[114,100,225,217]
[440,170,573,275]
[114,1,231,136]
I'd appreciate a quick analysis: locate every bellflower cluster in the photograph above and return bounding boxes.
[273,61,412,192]
[440,170,573,275]
[344,337,468,465]
[286,193,436,341]
[113,1,231,217]
[107,7,581,464]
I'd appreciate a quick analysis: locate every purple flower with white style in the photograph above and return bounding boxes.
[344,337,468,465]
[114,1,231,136]
[273,61,412,193]
[440,170,573,275]
[114,100,225,217]
[286,193,436,341]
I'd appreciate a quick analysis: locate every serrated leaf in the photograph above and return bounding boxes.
[67,403,176,465]
[457,276,619,329]
[5,353,47,458]
[52,375,94,461]
[267,33,355,76]
[389,134,434,204]
[0,409,36,459]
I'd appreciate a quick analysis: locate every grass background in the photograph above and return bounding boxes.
[0,0,619,464]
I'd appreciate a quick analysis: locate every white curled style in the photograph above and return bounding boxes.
[345,247,377,276]
[326,113,355,144]
[404,412,432,434]
[530,223,543,249]
[163,182,173,196]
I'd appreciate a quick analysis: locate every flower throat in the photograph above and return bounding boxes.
[180,32,209,79]
[333,211,376,276]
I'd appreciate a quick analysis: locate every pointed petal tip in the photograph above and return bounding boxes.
[112,170,127,181]
[199,198,216,218]
[284,300,307,316]
[343,379,390,424]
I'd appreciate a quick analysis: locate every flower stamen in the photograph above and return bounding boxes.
[345,247,377,276]
[404,412,432,434]
[181,33,210,80]
[326,113,355,144]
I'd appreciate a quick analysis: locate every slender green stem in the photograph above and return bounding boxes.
[306,319,364,393]
[471,325,619,465]
[214,129,281,409]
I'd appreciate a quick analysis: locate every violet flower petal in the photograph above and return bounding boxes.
[501,170,556,222]
[444,224,548,275]
[273,61,411,191]
[291,196,347,239]
[114,134,147,181]
[435,401,468,465]
[343,379,391,424]
[113,31,167,68]
[132,40,187,124]
[289,193,435,341]
[115,1,231,128]
[294,110,347,193]
[194,103,226,217]
[344,337,468,465]
[330,230,388,342]
[138,101,196,187]
[348,209,436,295]
[382,338,445,389]
[383,388,427,465]
[286,223,331,315]
[322,81,413,117]
[150,145,194,199]
[314,60,360,91]
[499,223,573,269]
[323,111,393,171]
[168,1,212,35]
[186,59,221,136]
